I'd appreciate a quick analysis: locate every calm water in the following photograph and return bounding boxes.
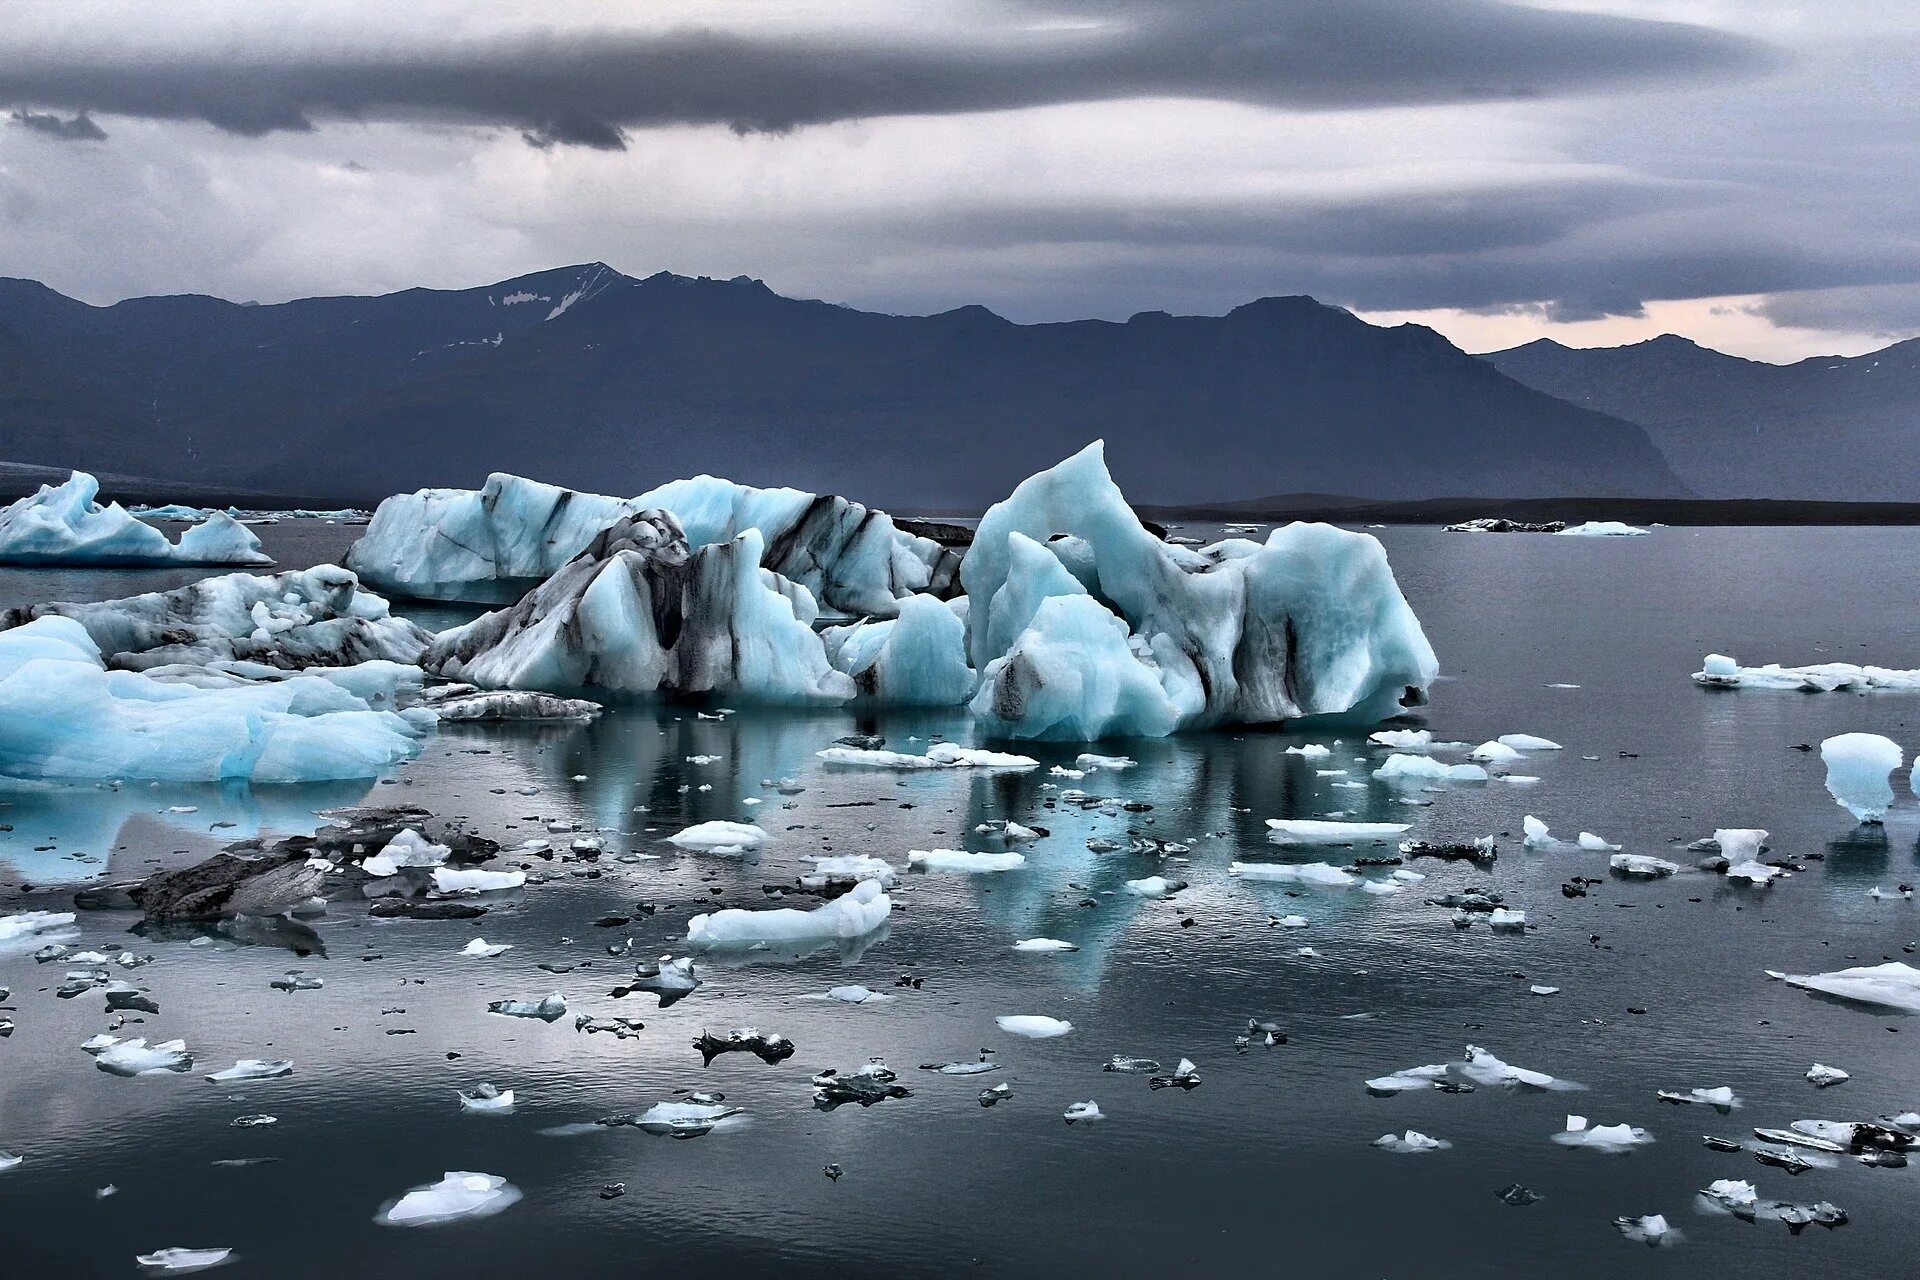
[3,522,1919,1278]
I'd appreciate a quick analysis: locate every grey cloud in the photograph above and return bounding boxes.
[8,108,106,141]
[0,1,1770,143]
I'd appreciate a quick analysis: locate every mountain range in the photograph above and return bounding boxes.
[0,264,1689,509]
[1484,334,1920,501]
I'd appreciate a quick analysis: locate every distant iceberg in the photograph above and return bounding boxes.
[0,472,271,566]
[345,471,956,614]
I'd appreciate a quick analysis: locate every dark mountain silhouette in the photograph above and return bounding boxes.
[0,265,1688,507]
[1484,333,1920,500]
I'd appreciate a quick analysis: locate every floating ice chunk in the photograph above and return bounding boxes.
[0,1151,21,1172]
[1522,816,1552,847]
[1498,734,1561,751]
[205,1059,293,1082]
[1577,832,1620,851]
[1284,743,1332,759]
[1766,961,1920,1013]
[135,1247,234,1273]
[361,828,450,877]
[431,867,527,894]
[1613,1214,1677,1246]
[1610,853,1680,878]
[1076,753,1136,769]
[1713,829,1767,862]
[801,984,894,1005]
[0,617,429,783]
[822,594,975,705]
[376,1171,522,1226]
[1149,1059,1201,1090]
[1553,1114,1653,1151]
[1488,907,1527,931]
[997,1015,1072,1039]
[1365,1064,1452,1094]
[1374,1130,1451,1153]
[1805,1063,1850,1087]
[487,993,567,1021]
[616,956,700,1006]
[459,1083,516,1113]
[1469,741,1521,765]
[687,878,891,947]
[1063,1101,1103,1124]
[1014,938,1079,953]
[1725,859,1781,886]
[460,938,512,958]
[1694,653,1920,692]
[801,854,899,889]
[1230,861,1356,887]
[812,1061,910,1109]
[0,472,269,566]
[815,743,1038,770]
[0,909,77,945]
[1373,754,1486,784]
[636,1100,745,1136]
[1821,733,1902,821]
[1553,521,1648,538]
[667,821,769,852]
[88,1036,193,1076]
[1657,1085,1739,1109]
[1124,875,1184,897]
[1264,819,1410,845]
[1369,729,1443,751]
[919,1055,997,1075]
[1458,1045,1581,1091]
[908,848,1025,873]
[1530,985,1559,996]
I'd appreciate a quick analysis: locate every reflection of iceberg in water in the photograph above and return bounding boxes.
[0,776,373,883]
[1818,824,1911,911]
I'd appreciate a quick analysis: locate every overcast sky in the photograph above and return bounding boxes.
[1,1,1913,361]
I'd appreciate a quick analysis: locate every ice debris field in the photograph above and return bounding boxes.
[0,452,1918,1276]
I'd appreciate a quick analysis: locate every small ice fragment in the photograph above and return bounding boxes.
[1805,1063,1850,1088]
[1530,985,1559,996]
[1498,734,1561,751]
[376,1171,523,1226]
[1613,1214,1677,1246]
[205,1059,293,1082]
[1611,853,1679,878]
[135,1247,234,1273]
[1076,753,1136,769]
[1469,741,1520,765]
[1229,861,1356,886]
[460,938,512,958]
[1013,938,1078,953]
[997,1015,1072,1039]
[459,1083,516,1113]
[1263,819,1409,845]
[1523,816,1551,847]
[1488,908,1527,931]
[1284,743,1331,759]
[907,848,1025,873]
[1124,875,1184,897]
[1553,1114,1654,1152]
[361,828,449,877]
[88,1036,193,1077]
[1374,754,1487,784]
[687,879,890,947]
[1577,832,1619,851]
[431,867,525,894]
[667,821,770,851]
[1063,1101,1103,1124]
[487,993,567,1021]
[1149,1058,1201,1090]
[1373,1130,1451,1153]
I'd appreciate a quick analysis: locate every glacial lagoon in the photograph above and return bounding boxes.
[3,520,1919,1277]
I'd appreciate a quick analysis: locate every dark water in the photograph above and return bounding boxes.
[3,523,1920,1277]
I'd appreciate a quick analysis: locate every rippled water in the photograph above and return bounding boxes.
[3,522,1919,1277]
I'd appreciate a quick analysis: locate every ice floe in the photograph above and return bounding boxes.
[816,743,1037,770]
[1230,861,1356,887]
[1553,1115,1654,1152]
[205,1059,293,1082]
[667,821,770,854]
[1765,961,1920,1013]
[1611,853,1680,878]
[459,1083,515,1113]
[687,878,891,947]
[1373,754,1486,785]
[376,1171,522,1226]
[1264,819,1410,846]
[135,1247,234,1273]
[0,472,270,566]
[1695,653,1920,692]
[1553,521,1647,538]
[996,1014,1072,1039]
[1374,1130,1451,1153]
[86,1035,193,1076]
[908,848,1025,873]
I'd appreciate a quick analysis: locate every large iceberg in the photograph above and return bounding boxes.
[424,512,855,705]
[345,471,957,615]
[0,472,270,566]
[960,443,1435,738]
[0,566,430,671]
[0,616,429,782]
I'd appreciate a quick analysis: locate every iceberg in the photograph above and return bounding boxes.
[424,512,855,705]
[0,566,430,671]
[345,471,957,615]
[1821,733,1901,821]
[1765,961,1920,1013]
[376,1171,522,1227]
[0,617,429,783]
[686,878,890,947]
[960,443,1435,738]
[822,594,974,704]
[0,472,270,566]
[1694,653,1920,691]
